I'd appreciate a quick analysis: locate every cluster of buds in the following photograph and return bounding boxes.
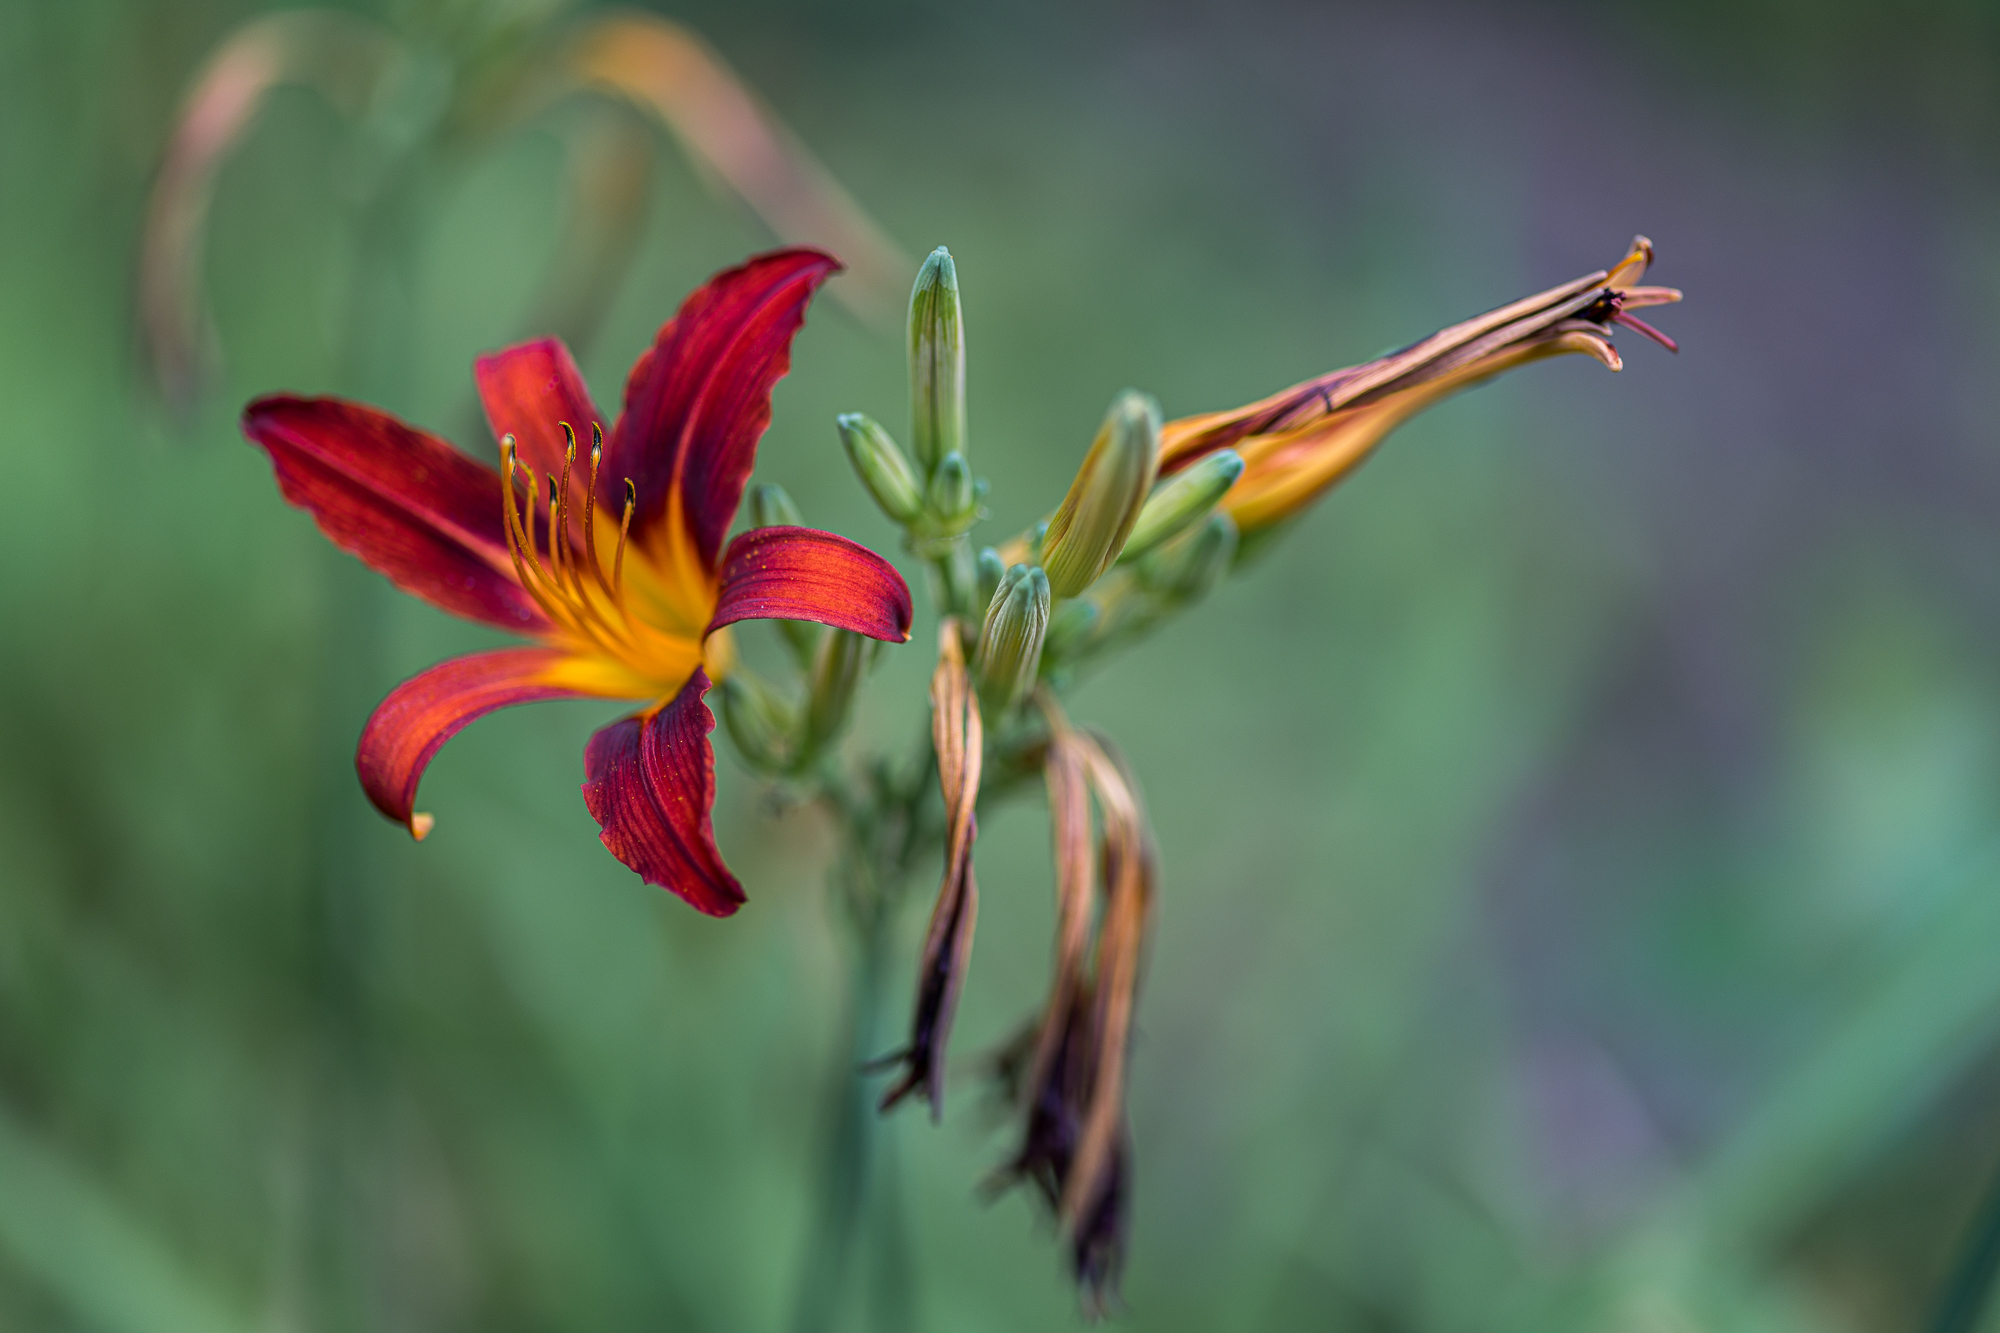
[844,237,1679,1306]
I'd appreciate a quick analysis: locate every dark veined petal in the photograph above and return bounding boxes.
[581,670,744,916]
[243,395,548,631]
[600,248,840,570]
[356,647,584,838]
[708,525,913,642]
[473,337,608,517]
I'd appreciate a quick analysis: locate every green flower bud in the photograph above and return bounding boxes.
[1118,449,1244,564]
[748,482,802,529]
[805,628,868,749]
[1041,595,1099,662]
[747,483,820,665]
[909,246,966,475]
[928,451,976,524]
[975,547,1006,609]
[837,413,924,524]
[1139,511,1238,603]
[1040,390,1161,598]
[975,564,1050,711]
[717,672,797,774]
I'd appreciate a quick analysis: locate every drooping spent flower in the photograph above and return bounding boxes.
[1157,236,1680,532]
[991,702,1155,1312]
[243,248,913,915]
[878,619,984,1116]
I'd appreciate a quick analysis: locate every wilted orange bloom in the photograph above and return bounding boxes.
[1159,236,1681,531]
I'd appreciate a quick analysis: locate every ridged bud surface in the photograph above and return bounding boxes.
[975,563,1051,710]
[1120,448,1243,564]
[838,413,924,523]
[908,246,966,475]
[1041,390,1160,598]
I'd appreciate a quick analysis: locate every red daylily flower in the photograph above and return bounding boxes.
[243,248,913,915]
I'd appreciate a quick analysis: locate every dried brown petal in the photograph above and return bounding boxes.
[879,620,983,1117]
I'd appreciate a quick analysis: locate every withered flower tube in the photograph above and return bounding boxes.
[1159,236,1680,532]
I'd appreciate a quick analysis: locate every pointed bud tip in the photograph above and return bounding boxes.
[409,812,434,841]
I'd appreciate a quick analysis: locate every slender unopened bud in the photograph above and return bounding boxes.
[1041,391,1161,598]
[806,629,868,748]
[1119,449,1243,564]
[1140,511,1238,602]
[837,413,924,523]
[717,672,797,773]
[975,547,1006,610]
[928,451,976,524]
[909,246,966,475]
[748,482,802,529]
[975,564,1051,710]
[748,483,820,665]
[1042,596,1100,661]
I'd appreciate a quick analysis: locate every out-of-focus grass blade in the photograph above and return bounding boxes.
[0,1104,256,1333]
[1694,837,2000,1250]
[138,9,395,415]
[519,101,655,355]
[564,13,911,327]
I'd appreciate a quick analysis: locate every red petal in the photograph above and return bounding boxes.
[474,338,608,535]
[356,647,583,836]
[709,525,914,642]
[581,670,744,915]
[243,395,547,631]
[600,248,840,570]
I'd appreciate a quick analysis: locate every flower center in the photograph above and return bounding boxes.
[500,424,704,693]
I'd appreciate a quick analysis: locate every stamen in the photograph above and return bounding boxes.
[614,478,636,593]
[1612,310,1679,353]
[555,424,579,592]
[547,474,563,584]
[581,422,615,601]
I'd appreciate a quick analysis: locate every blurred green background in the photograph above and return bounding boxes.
[7,0,2000,1329]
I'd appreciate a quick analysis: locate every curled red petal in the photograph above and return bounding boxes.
[474,337,608,523]
[357,647,584,837]
[243,395,547,631]
[581,670,744,915]
[708,525,913,642]
[600,248,840,569]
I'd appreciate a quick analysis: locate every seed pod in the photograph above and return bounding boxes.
[908,246,966,476]
[1118,448,1243,565]
[837,413,924,523]
[974,563,1051,711]
[1041,391,1160,598]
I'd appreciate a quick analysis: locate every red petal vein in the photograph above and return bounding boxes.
[581,671,745,916]
[601,248,840,570]
[243,395,547,630]
[709,525,914,642]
